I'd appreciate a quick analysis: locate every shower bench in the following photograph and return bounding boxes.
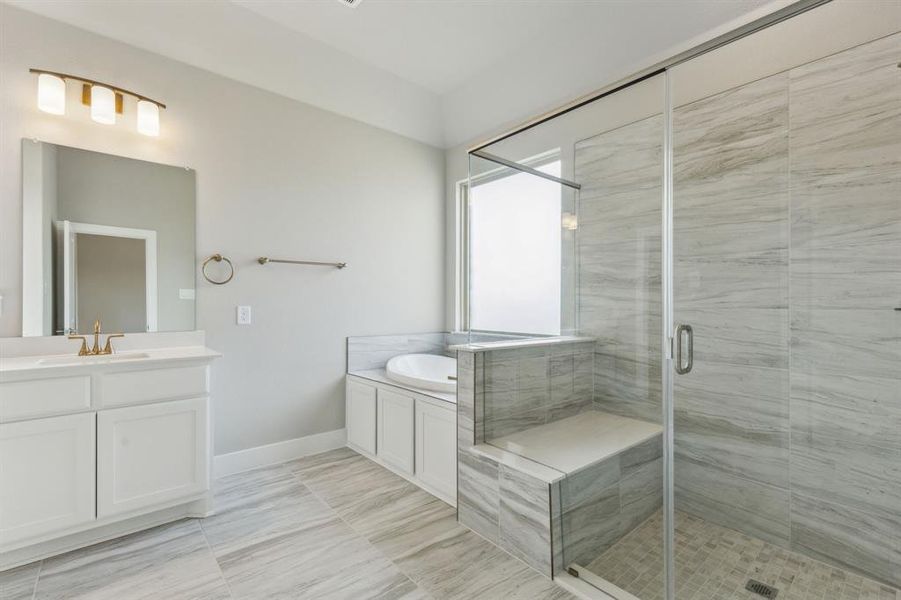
[458,410,662,579]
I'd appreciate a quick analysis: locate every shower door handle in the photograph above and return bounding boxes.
[674,324,693,375]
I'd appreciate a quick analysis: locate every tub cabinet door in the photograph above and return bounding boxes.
[346,379,377,455]
[377,389,414,475]
[415,398,457,503]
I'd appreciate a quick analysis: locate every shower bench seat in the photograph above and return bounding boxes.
[460,410,662,579]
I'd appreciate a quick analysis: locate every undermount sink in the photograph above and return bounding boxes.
[37,352,151,366]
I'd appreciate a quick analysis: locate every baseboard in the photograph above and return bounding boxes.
[214,428,347,477]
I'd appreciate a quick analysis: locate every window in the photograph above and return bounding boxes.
[463,157,564,335]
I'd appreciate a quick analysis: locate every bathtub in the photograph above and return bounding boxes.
[386,353,457,393]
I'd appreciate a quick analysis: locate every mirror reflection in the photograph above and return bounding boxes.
[22,140,196,336]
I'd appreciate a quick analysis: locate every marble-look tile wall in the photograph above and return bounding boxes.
[346,332,447,372]
[552,436,662,571]
[575,33,900,587]
[575,115,664,425]
[672,71,793,548]
[456,342,594,577]
[481,342,594,440]
[786,33,901,586]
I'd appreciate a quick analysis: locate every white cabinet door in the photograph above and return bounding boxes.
[415,399,457,502]
[97,397,209,518]
[346,379,377,455]
[0,413,95,548]
[377,389,415,475]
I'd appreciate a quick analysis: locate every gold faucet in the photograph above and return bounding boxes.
[68,319,125,356]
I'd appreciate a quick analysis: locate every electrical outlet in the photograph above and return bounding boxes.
[236,305,252,325]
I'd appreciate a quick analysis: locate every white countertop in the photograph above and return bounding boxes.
[0,345,221,379]
[489,411,662,475]
[349,369,456,404]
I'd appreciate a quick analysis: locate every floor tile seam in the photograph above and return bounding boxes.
[29,560,43,600]
[197,519,236,599]
[286,467,427,598]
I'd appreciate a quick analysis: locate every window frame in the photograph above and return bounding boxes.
[457,149,563,335]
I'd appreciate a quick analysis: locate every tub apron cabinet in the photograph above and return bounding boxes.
[345,374,456,505]
[0,347,219,570]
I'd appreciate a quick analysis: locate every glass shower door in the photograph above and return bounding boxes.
[556,72,668,600]
[670,32,900,598]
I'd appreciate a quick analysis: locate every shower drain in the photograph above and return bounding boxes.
[746,579,779,599]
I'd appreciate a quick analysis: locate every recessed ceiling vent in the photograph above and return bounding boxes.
[335,0,364,8]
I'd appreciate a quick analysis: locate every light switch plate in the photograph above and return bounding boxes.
[237,305,252,325]
[179,288,195,300]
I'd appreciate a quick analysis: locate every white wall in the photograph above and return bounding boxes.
[0,6,446,455]
[21,140,57,336]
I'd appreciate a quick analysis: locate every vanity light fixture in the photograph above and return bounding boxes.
[37,73,66,115]
[30,68,166,136]
[90,85,116,125]
[136,100,160,137]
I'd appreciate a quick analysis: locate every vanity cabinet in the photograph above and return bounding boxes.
[0,345,218,571]
[97,397,209,518]
[0,413,96,547]
[345,375,456,505]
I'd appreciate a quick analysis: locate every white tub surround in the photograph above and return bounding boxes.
[346,372,456,506]
[0,332,220,570]
[386,353,456,393]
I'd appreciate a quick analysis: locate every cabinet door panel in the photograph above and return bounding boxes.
[0,413,95,548]
[346,379,377,455]
[377,389,414,475]
[415,399,457,502]
[97,397,209,518]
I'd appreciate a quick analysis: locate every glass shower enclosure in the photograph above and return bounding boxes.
[465,4,900,599]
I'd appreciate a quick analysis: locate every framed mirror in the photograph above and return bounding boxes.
[22,140,196,336]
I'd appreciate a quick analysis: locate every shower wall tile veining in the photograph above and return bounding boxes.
[481,342,594,440]
[787,33,901,585]
[673,71,792,548]
[576,114,663,425]
[572,32,900,588]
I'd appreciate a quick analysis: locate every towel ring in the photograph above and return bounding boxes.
[202,254,234,285]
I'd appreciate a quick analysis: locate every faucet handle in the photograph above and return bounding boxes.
[102,333,125,355]
[68,335,89,356]
[94,319,101,334]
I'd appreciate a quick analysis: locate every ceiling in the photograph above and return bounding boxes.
[6,0,782,147]
[234,1,609,95]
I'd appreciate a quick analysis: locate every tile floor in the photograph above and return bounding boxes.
[584,510,900,600]
[0,447,573,600]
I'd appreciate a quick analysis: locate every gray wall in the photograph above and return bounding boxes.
[578,33,900,586]
[55,145,195,333]
[0,6,446,455]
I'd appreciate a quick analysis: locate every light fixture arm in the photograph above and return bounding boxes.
[29,68,166,109]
